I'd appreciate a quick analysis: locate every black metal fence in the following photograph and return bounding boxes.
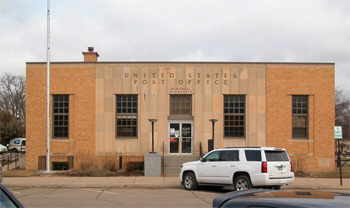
[38,155,144,171]
[38,155,74,170]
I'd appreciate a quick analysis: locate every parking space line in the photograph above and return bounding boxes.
[84,189,119,195]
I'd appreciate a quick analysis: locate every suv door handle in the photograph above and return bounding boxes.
[212,165,217,167]
[231,165,236,167]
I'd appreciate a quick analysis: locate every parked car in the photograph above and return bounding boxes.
[180,147,294,190]
[213,189,350,208]
[8,138,26,152]
[0,183,24,207]
[0,144,7,152]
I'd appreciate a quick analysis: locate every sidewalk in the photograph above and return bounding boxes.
[2,177,350,190]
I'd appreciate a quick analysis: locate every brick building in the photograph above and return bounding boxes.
[26,48,335,172]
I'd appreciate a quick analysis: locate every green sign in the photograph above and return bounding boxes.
[334,126,342,139]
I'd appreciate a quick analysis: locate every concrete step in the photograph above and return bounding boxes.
[164,155,200,163]
[163,155,200,177]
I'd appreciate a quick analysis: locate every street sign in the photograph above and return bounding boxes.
[334,126,342,139]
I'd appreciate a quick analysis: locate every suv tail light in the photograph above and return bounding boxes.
[290,161,293,172]
[261,161,267,173]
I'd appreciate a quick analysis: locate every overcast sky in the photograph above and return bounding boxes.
[1,0,349,92]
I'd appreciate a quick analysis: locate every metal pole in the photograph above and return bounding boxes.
[338,139,342,186]
[46,0,51,172]
[152,122,154,153]
[212,122,215,149]
[148,119,157,153]
[209,119,218,150]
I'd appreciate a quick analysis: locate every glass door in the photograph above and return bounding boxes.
[169,122,193,154]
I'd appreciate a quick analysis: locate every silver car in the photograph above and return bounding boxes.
[0,161,2,183]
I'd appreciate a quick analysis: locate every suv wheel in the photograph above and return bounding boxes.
[234,175,252,191]
[183,172,198,190]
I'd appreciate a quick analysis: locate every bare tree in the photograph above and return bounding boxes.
[335,86,350,141]
[0,110,24,145]
[0,73,26,127]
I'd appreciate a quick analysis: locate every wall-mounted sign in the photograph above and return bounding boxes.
[334,126,342,139]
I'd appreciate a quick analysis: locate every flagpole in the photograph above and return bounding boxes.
[46,0,51,172]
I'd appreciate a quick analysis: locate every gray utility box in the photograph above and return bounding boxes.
[144,153,161,177]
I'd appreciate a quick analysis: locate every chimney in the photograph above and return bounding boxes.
[82,46,99,62]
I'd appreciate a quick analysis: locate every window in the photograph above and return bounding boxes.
[170,95,192,115]
[53,95,69,138]
[52,162,69,171]
[265,151,289,161]
[116,95,138,137]
[219,150,239,161]
[245,150,262,161]
[203,151,220,162]
[224,95,245,137]
[292,95,308,138]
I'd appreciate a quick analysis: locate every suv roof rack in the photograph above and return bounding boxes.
[224,147,261,149]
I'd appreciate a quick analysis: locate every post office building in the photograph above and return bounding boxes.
[25,48,335,172]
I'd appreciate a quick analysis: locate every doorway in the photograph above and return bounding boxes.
[168,121,193,154]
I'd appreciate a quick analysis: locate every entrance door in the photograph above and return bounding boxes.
[169,122,193,154]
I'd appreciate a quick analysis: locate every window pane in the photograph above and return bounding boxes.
[292,95,308,138]
[224,95,245,138]
[245,150,261,161]
[116,95,138,138]
[204,151,220,162]
[219,150,239,161]
[265,151,289,161]
[170,95,192,115]
[53,95,69,138]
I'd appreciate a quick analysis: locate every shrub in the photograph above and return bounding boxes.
[76,151,95,171]
[292,156,307,176]
[99,152,118,171]
[124,162,144,173]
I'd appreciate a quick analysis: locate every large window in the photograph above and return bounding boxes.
[224,95,245,138]
[116,95,138,138]
[292,95,308,138]
[170,95,192,115]
[53,95,69,138]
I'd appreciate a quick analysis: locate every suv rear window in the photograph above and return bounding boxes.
[265,151,289,161]
[245,150,261,161]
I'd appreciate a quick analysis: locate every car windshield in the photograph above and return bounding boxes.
[265,151,289,161]
[0,189,18,208]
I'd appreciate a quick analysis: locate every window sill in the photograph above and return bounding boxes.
[52,138,69,140]
[116,137,138,140]
[224,137,246,139]
[290,138,309,141]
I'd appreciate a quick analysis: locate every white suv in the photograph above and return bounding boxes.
[180,147,294,190]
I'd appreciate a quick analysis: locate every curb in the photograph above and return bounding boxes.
[4,184,183,189]
[4,183,348,190]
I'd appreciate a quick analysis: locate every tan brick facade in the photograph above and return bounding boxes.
[26,64,96,170]
[26,50,335,171]
[266,64,335,171]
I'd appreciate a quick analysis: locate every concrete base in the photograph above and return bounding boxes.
[19,154,26,169]
[144,153,161,177]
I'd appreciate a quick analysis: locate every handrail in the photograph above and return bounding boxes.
[0,151,25,170]
[162,141,164,174]
[199,142,203,157]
